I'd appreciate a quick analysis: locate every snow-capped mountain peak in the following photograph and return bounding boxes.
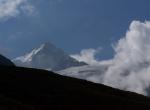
[13,42,87,71]
[15,43,52,63]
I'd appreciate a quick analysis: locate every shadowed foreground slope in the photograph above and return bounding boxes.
[0,55,14,66]
[0,66,150,110]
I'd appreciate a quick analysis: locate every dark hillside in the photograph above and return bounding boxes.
[0,66,149,110]
[0,55,14,66]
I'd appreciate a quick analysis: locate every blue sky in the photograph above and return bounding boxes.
[0,0,150,60]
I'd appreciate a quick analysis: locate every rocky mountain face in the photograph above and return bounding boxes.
[13,42,86,71]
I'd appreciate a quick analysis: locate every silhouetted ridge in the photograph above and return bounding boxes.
[0,66,150,109]
[0,55,14,66]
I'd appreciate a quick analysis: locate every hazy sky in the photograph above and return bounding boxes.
[0,0,150,59]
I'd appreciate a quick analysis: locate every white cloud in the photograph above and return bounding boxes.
[70,21,150,96]
[70,47,102,65]
[0,0,35,20]
[102,21,150,95]
[20,2,35,15]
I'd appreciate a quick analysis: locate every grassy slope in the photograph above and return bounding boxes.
[0,66,149,110]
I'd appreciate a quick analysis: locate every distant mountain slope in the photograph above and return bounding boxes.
[58,65,108,83]
[0,66,150,110]
[0,54,14,66]
[13,42,86,71]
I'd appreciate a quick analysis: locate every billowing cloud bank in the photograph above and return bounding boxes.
[103,21,150,95]
[0,0,34,20]
[72,21,150,95]
[70,48,101,65]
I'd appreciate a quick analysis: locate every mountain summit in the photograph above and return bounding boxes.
[13,42,86,71]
